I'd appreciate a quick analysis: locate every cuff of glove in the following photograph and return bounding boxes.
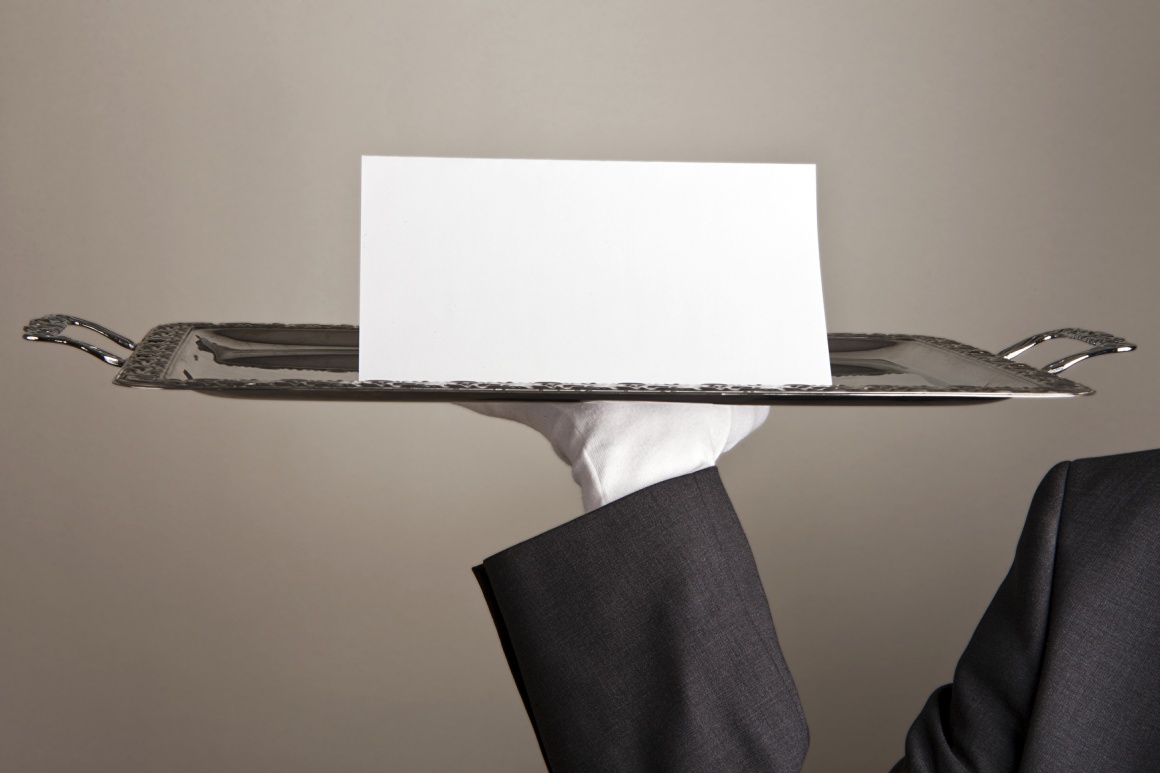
[572,443,719,512]
[567,412,737,512]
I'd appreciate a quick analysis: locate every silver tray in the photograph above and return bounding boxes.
[23,314,1137,404]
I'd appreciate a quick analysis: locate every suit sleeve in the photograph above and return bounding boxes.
[894,449,1160,772]
[474,467,809,773]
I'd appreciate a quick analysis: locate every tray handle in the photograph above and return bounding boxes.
[999,328,1136,374]
[22,314,136,367]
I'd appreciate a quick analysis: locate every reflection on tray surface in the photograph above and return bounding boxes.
[195,333,358,373]
[210,327,359,347]
[162,328,1023,390]
[830,360,906,378]
[827,337,898,354]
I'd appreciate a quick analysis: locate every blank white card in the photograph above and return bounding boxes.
[359,156,831,386]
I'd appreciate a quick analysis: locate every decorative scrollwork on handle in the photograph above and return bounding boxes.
[22,314,137,367]
[999,328,1137,374]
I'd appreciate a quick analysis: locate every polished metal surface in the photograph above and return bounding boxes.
[998,328,1137,374]
[116,323,1111,401]
[24,315,1137,402]
[22,313,137,367]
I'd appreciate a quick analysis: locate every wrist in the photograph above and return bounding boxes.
[569,417,725,511]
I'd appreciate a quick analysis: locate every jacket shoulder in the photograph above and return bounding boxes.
[1059,447,1160,551]
[1069,447,1160,495]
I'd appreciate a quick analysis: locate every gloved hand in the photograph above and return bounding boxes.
[459,401,769,512]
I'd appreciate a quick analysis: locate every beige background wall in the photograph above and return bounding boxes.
[2,2,1158,771]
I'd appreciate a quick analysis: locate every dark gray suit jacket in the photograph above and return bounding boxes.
[474,449,1160,772]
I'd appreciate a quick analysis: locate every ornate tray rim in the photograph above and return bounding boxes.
[110,322,1095,399]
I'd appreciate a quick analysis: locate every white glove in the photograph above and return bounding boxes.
[460,401,769,512]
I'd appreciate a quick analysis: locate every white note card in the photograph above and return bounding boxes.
[359,156,831,387]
